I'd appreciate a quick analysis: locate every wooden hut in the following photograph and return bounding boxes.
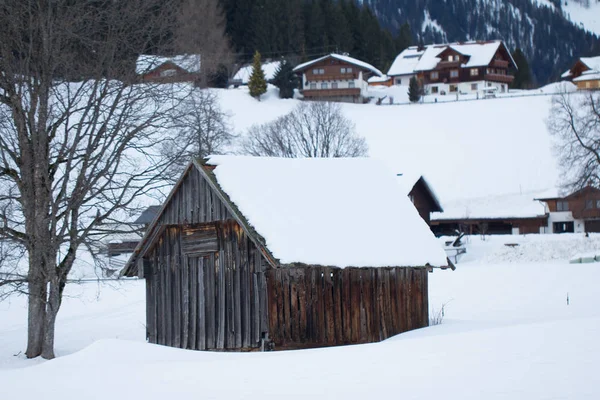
[121,156,449,351]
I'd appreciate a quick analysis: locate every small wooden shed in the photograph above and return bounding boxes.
[121,156,449,351]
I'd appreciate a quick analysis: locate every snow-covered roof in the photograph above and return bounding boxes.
[136,54,201,75]
[561,69,572,79]
[207,155,446,267]
[368,75,391,83]
[387,41,515,76]
[573,71,600,82]
[233,61,281,84]
[387,48,425,76]
[580,56,600,72]
[432,189,552,221]
[293,54,383,77]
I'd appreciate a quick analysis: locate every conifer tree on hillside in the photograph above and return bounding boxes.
[511,48,533,89]
[395,23,413,53]
[248,50,267,99]
[273,60,298,99]
[408,76,421,103]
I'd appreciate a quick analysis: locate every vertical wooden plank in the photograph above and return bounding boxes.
[216,251,225,349]
[181,255,190,349]
[359,269,368,342]
[241,237,250,348]
[422,269,429,328]
[259,268,269,343]
[226,231,235,348]
[351,269,361,344]
[289,269,299,344]
[173,230,182,349]
[205,254,216,349]
[188,257,197,350]
[165,233,173,347]
[254,270,262,345]
[341,268,352,344]
[296,269,307,343]
[323,268,335,345]
[197,257,206,350]
[332,269,344,344]
[281,268,291,345]
[234,231,242,348]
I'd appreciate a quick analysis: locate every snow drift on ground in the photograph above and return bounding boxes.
[207,155,447,267]
[2,233,600,399]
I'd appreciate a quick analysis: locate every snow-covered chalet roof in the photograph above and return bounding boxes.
[233,61,281,84]
[293,54,383,77]
[432,189,553,221]
[206,155,446,267]
[580,56,600,72]
[136,54,201,75]
[573,70,600,82]
[387,40,516,76]
[368,75,391,83]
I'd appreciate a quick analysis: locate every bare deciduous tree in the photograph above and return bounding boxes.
[161,89,235,180]
[548,91,600,192]
[0,0,206,359]
[241,102,368,158]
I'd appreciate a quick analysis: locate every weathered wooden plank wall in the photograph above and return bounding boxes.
[144,220,268,351]
[266,266,428,349]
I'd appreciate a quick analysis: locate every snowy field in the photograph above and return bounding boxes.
[1,233,600,399]
[221,83,567,202]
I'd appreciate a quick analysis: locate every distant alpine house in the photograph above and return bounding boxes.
[561,56,600,91]
[293,54,383,103]
[388,40,517,96]
[121,156,449,351]
[136,54,201,84]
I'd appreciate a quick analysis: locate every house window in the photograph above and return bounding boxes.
[487,82,492,87]
[501,84,506,93]
[396,78,402,85]
[586,199,594,209]
[341,68,346,73]
[553,221,574,233]
[486,68,492,75]
[471,83,478,91]
[160,69,177,77]
[447,55,453,62]
[332,82,338,89]
[470,68,479,76]
[450,70,459,78]
[431,86,439,94]
[321,82,328,89]
[430,71,439,80]
[557,201,569,212]
[312,69,319,75]
[449,84,458,92]
[346,67,353,73]
[310,83,317,90]
[313,68,324,75]
[348,81,355,88]
[596,199,600,208]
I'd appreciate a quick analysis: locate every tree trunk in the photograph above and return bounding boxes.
[25,278,46,358]
[41,278,61,359]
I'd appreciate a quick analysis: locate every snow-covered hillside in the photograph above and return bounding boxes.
[220,85,562,202]
[2,233,600,399]
[563,0,600,35]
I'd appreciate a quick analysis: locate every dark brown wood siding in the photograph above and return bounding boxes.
[266,266,429,349]
[409,179,438,226]
[142,166,269,350]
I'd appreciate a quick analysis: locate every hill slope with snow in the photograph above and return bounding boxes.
[563,0,600,35]
[221,86,561,202]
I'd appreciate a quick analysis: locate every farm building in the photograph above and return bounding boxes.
[121,156,449,351]
[136,54,201,84]
[396,174,443,226]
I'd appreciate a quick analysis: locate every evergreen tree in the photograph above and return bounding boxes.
[395,23,413,54]
[272,59,298,99]
[248,50,267,99]
[510,48,533,89]
[408,76,421,103]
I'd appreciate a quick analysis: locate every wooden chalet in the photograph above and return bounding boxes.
[387,40,516,96]
[121,156,449,352]
[536,186,600,233]
[136,54,201,84]
[293,54,383,103]
[561,56,600,90]
[430,191,549,236]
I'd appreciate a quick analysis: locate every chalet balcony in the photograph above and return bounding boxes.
[436,60,461,68]
[485,73,514,84]
[306,73,358,82]
[301,88,361,98]
[572,208,600,219]
[491,59,510,68]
